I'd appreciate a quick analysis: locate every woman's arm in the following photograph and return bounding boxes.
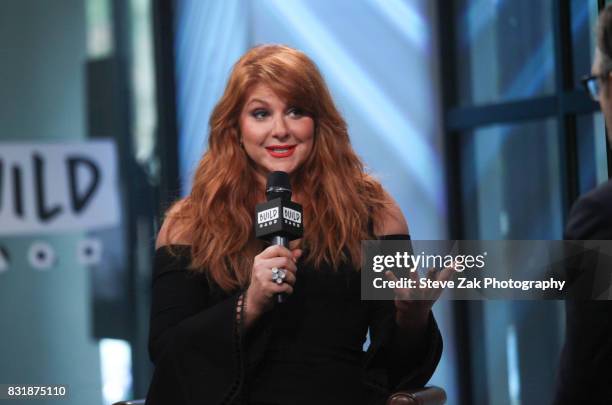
[366,194,444,389]
[147,205,250,404]
[373,193,410,236]
[374,195,430,332]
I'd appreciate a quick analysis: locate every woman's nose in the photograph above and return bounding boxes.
[270,115,290,139]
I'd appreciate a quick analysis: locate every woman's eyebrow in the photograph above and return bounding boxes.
[246,98,269,106]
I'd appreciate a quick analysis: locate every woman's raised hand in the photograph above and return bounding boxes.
[246,245,302,317]
[384,266,454,329]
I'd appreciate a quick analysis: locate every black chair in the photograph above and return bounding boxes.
[113,386,446,405]
[113,401,145,405]
[385,386,447,405]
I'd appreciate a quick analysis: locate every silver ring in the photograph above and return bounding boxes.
[271,267,287,284]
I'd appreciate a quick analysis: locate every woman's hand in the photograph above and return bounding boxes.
[245,245,302,322]
[384,266,454,330]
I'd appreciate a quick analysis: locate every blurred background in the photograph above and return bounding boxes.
[0,0,610,404]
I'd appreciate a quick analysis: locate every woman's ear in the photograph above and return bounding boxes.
[606,72,612,96]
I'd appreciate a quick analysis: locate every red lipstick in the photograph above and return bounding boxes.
[265,144,296,158]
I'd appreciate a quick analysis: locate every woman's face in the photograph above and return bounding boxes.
[593,50,612,142]
[239,83,315,184]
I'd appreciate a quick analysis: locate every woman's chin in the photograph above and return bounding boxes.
[265,163,297,176]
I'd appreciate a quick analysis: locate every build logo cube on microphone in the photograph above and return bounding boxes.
[254,171,303,242]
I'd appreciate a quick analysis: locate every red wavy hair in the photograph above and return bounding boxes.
[167,44,389,292]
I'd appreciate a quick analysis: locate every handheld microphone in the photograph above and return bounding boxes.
[255,171,304,303]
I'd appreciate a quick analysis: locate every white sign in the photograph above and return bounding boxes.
[0,140,121,235]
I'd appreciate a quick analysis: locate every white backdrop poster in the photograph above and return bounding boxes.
[0,139,121,235]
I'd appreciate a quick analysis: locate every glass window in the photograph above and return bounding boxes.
[129,0,158,176]
[576,112,609,194]
[454,0,555,106]
[466,300,564,405]
[460,118,564,239]
[459,119,566,404]
[85,0,114,59]
[571,0,599,89]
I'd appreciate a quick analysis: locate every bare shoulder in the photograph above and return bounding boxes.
[373,192,410,236]
[155,198,192,249]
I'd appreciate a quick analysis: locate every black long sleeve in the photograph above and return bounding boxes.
[364,300,442,393]
[146,246,246,405]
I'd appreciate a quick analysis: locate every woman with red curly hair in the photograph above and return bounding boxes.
[146,44,444,405]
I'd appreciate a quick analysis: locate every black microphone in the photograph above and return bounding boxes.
[255,171,304,303]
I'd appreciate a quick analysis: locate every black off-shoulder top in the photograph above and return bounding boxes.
[145,235,442,405]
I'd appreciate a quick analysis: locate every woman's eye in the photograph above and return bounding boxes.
[251,109,269,119]
[287,107,304,117]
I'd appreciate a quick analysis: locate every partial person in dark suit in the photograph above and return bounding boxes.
[553,5,612,404]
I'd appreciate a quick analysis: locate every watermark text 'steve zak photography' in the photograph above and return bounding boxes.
[362,240,612,300]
